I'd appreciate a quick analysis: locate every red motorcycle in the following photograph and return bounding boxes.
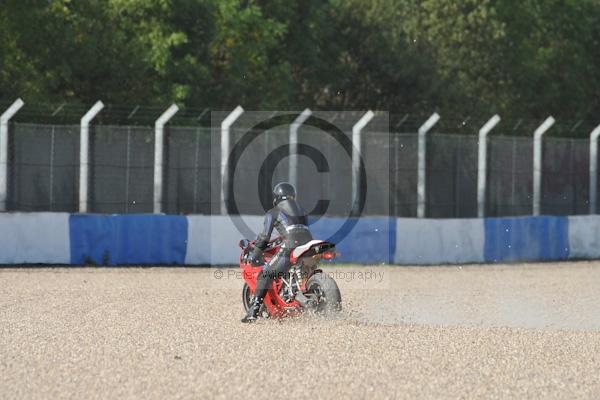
[239,237,342,319]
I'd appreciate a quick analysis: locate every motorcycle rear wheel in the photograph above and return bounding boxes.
[306,272,342,313]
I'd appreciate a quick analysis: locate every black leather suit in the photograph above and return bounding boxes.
[252,199,312,298]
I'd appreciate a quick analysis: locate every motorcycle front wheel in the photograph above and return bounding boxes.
[242,283,252,312]
[305,272,342,314]
[242,283,269,318]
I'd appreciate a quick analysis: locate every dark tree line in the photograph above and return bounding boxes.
[1,0,600,134]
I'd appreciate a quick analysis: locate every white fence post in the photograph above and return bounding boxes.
[289,108,312,189]
[220,106,244,215]
[79,101,104,213]
[589,124,600,214]
[477,115,501,218]
[153,104,179,214]
[0,98,25,211]
[417,113,440,218]
[532,116,555,216]
[351,111,375,215]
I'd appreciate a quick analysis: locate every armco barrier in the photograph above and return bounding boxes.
[1,213,599,265]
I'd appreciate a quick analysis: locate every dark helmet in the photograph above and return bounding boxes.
[273,182,296,205]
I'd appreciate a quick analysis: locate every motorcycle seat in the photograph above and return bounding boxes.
[291,240,328,261]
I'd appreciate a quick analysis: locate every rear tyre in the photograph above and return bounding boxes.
[306,272,342,314]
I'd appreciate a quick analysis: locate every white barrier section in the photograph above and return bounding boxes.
[395,218,485,264]
[568,215,600,259]
[0,212,70,264]
[186,215,263,265]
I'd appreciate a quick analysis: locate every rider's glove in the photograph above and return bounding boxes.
[249,254,263,266]
[249,246,264,266]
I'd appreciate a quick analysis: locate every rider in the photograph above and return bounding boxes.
[241,182,313,323]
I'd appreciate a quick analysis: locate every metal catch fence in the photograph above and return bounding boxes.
[1,122,594,217]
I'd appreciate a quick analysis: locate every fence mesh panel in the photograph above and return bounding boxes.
[487,135,533,216]
[390,133,418,217]
[542,137,589,215]
[362,131,391,216]
[8,123,79,212]
[427,133,479,218]
[90,125,154,213]
[164,127,212,214]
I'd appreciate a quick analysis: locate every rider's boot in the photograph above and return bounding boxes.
[241,289,266,323]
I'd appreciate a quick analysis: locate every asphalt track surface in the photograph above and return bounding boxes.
[1,262,599,399]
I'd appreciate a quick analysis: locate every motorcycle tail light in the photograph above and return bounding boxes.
[322,251,336,260]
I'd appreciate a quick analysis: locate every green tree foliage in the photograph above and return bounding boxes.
[402,0,510,113]
[1,0,600,131]
[494,0,600,120]
[400,0,600,123]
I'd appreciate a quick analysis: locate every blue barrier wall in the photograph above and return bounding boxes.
[395,218,485,265]
[69,214,188,265]
[308,216,396,264]
[483,216,569,262]
[568,215,600,259]
[1,213,598,265]
[0,213,70,264]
